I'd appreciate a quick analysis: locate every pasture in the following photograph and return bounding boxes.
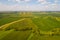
[0,12,60,40]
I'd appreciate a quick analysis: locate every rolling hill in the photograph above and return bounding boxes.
[0,12,60,40]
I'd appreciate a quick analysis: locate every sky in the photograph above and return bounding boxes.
[0,0,60,11]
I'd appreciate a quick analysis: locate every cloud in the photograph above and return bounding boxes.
[8,0,30,3]
[37,0,50,5]
[54,0,59,3]
[8,0,21,3]
[24,0,30,2]
[38,0,46,2]
[0,0,60,11]
[37,0,47,3]
[15,0,20,1]
[0,4,60,11]
[37,0,60,5]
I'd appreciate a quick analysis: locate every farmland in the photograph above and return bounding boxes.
[0,11,60,40]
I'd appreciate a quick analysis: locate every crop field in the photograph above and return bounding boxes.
[0,12,60,40]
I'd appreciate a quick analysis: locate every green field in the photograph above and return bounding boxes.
[0,12,60,40]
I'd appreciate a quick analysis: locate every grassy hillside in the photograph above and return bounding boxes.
[32,16,60,31]
[0,30,32,40]
[0,12,60,40]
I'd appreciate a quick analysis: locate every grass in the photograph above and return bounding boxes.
[0,17,21,26]
[0,30,32,40]
[0,29,14,39]
[0,12,60,40]
[32,16,60,31]
[5,18,38,31]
